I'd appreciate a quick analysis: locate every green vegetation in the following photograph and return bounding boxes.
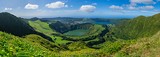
[24,34,61,51]
[0,31,57,57]
[0,12,53,42]
[1,12,160,57]
[0,12,36,36]
[64,29,89,36]
[64,24,105,41]
[67,41,88,51]
[115,14,160,39]
[28,20,56,34]
[49,21,70,33]
[28,20,70,45]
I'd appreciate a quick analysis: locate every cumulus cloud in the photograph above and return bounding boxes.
[45,1,68,9]
[4,8,12,11]
[25,3,39,9]
[80,5,96,12]
[130,0,155,4]
[109,5,123,10]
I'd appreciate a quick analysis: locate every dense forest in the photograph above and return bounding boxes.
[0,12,160,57]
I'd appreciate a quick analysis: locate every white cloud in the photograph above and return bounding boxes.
[141,10,149,12]
[128,6,137,10]
[45,1,67,9]
[4,8,12,11]
[109,5,123,10]
[139,6,154,10]
[154,9,160,12]
[80,5,96,12]
[130,0,155,4]
[25,3,39,9]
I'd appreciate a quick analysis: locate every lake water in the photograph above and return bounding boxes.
[63,29,89,36]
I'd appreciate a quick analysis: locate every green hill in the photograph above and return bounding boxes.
[115,13,160,39]
[0,31,58,57]
[28,20,57,34]
[0,12,36,36]
[0,12,53,41]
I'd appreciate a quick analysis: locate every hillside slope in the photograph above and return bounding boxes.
[0,12,53,41]
[115,13,160,39]
[0,31,58,57]
[28,20,70,45]
[0,12,35,36]
[114,31,160,57]
[28,20,57,34]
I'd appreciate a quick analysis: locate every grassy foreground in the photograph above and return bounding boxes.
[1,30,160,57]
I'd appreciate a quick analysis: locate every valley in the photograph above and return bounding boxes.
[1,0,160,57]
[0,12,160,57]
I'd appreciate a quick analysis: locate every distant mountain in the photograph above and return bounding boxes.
[0,12,53,41]
[91,18,129,24]
[30,17,40,21]
[41,17,82,20]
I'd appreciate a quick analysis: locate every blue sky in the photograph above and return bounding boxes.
[0,0,160,18]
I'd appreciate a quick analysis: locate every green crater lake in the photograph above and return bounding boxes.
[63,29,89,36]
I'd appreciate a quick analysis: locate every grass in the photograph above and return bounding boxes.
[115,14,160,39]
[0,31,58,57]
[114,31,160,57]
[1,25,160,57]
[24,34,61,51]
[0,31,102,57]
[28,20,70,45]
[28,20,56,34]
